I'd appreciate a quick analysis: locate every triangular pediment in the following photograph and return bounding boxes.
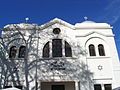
[39,18,75,30]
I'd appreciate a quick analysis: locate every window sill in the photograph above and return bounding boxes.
[40,57,77,60]
[9,57,78,61]
[9,58,25,60]
[86,56,110,59]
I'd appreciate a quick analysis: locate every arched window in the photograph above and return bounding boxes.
[42,39,72,58]
[98,44,105,56]
[43,42,49,58]
[89,44,96,56]
[18,46,26,58]
[65,41,72,57]
[52,39,62,57]
[9,46,17,58]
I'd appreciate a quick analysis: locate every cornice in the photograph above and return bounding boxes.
[75,31,114,37]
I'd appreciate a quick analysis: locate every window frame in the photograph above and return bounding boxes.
[65,41,72,57]
[43,42,50,58]
[52,39,62,57]
[98,44,105,56]
[18,46,26,58]
[89,44,96,56]
[42,39,72,58]
[104,84,112,90]
[9,46,17,58]
[94,84,102,90]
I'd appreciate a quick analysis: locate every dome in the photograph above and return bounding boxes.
[81,20,96,23]
[75,20,111,29]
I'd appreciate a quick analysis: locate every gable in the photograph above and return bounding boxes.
[40,18,75,30]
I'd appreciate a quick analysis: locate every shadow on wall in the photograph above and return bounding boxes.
[113,87,120,90]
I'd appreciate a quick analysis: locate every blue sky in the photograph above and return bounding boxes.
[0,0,120,58]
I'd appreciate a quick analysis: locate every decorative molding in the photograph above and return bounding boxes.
[75,31,114,37]
[3,18,112,31]
[39,18,75,30]
[98,65,103,70]
[93,78,112,80]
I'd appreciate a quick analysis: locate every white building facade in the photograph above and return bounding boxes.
[1,18,120,90]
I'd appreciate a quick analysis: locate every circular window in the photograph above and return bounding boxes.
[53,28,61,34]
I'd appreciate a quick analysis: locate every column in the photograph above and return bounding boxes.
[101,84,105,90]
[75,81,79,90]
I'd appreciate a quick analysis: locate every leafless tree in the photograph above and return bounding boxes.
[0,24,93,90]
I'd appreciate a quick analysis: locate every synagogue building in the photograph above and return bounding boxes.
[1,18,120,90]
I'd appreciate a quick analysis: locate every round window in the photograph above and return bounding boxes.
[53,28,61,34]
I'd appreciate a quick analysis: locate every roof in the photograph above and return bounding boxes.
[4,23,39,30]
[3,18,112,30]
[75,20,112,29]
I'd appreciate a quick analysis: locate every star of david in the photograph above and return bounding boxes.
[98,65,103,70]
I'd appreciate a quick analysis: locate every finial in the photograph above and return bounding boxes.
[25,17,29,23]
[84,16,88,21]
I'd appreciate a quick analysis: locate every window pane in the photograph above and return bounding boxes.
[89,44,96,56]
[104,84,112,90]
[52,39,62,57]
[9,46,17,58]
[53,28,61,34]
[65,41,72,57]
[98,44,105,56]
[4,86,22,89]
[43,42,49,58]
[52,85,65,90]
[18,46,26,58]
[15,86,23,89]
[4,86,12,88]
[94,84,102,90]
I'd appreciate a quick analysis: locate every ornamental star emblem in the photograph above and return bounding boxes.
[98,65,103,70]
